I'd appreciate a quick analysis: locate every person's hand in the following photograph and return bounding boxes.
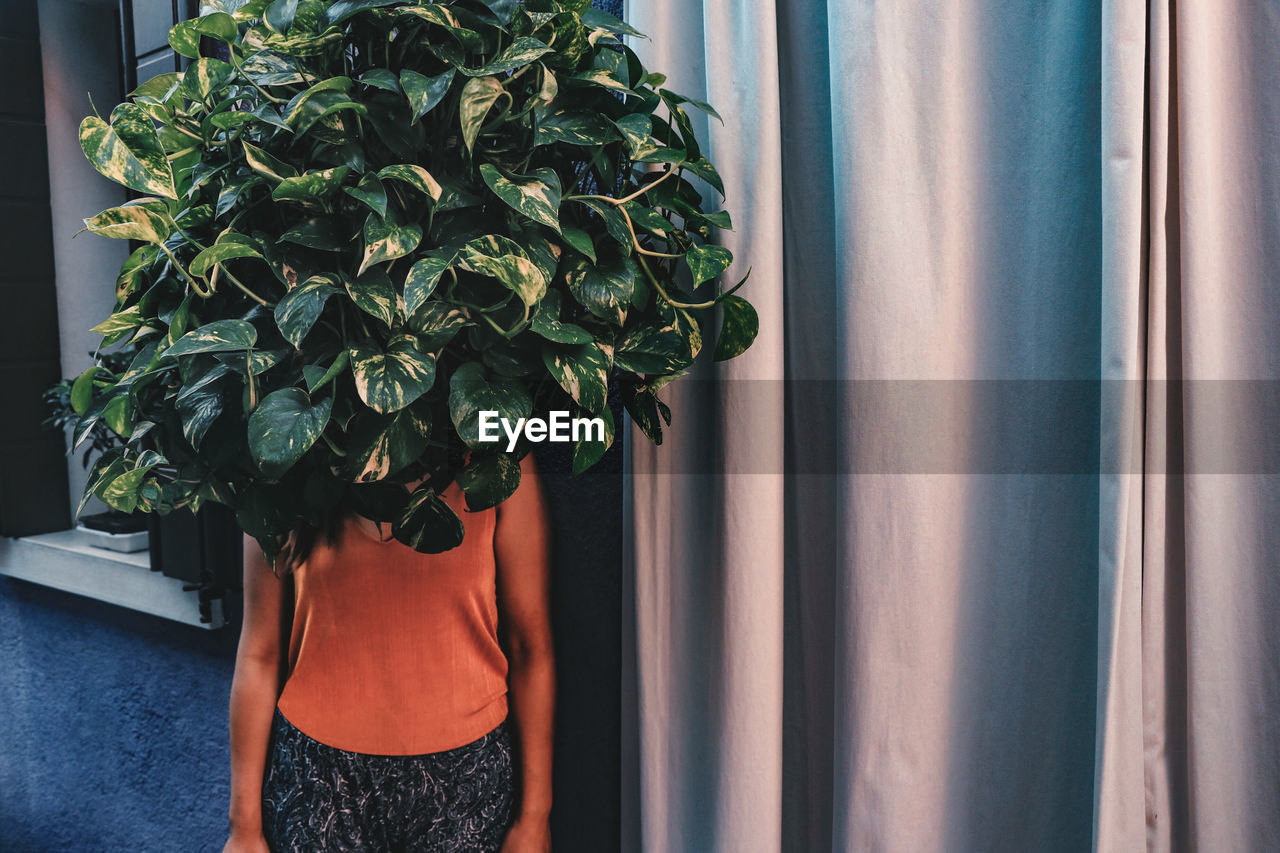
[500,815,552,853]
[221,827,271,853]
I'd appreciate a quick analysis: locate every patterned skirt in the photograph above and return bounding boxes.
[261,707,514,852]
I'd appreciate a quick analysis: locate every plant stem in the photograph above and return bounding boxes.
[159,244,212,297]
[219,266,273,307]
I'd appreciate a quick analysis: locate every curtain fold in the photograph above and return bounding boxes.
[624,1,1280,850]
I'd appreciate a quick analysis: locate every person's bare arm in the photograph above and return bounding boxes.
[495,453,555,852]
[222,535,287,853]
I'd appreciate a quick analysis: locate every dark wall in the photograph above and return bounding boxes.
[0,0,69,536]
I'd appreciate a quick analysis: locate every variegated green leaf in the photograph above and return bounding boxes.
[83,203,171,244]
[248,387,332,479]
[349,334,437,413]
[404,250,454,316]
[401,68,455,122]
[345,269,396,327]
[459,76,506,152]
[572,405,615,474]
[530,291,592,344]
[274,275,339,348]
[456,453,521,510]
[241,141,298,182]
[478,164,561,233]
[409,301,470,349]
[533,109,619,147]
[175,364,233,448]
[460,37,552,77]
[448,361,532,448]
[461,236,546,307]
[271,166,350,203]
[79,105,176,198]
[615,316,700,374]
[564,254,636,326]
[359,213,422,275]
[166,319,258,357]
[181,58,235,101]
[391,487,464,554]
[377,164,442,200]
[687,242,733,286]
[190,241,263,277]
[542,341,610,413]
[346,408,429,482]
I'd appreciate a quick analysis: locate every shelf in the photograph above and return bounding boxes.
[0,529,224,629]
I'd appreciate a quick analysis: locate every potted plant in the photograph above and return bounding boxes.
[69,0,757,566]
[45,348,151,552]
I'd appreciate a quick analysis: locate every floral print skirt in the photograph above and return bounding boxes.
[262,707,514,852]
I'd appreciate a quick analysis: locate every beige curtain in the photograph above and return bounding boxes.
[623,1,1280,851]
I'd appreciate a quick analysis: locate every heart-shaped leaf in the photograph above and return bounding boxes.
[79,104,176,198]
[542,341,610,413]
[349,334,437,413]
[448,361,532,448]
[248,387,333,479]
[572,405,615,474]
[401,68,455,122]
[359,213,422,275]
[459,76,506,152]
[167,319,258,357]
[275,275,340,347]
[713,294,759,361]
[564,254,635,326]
[456,453,521,510]
[392,486,464,553]
[479,164,561,233]
[345,268,396,327]
[530,291,593,344]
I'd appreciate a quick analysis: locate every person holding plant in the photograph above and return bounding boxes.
[70,2,754,849]
[221,452,553,853]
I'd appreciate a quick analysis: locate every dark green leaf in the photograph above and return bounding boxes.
[449,361,532,448]
[401,68,455,122]
[461,38,552,77]
[404,250,454,316]
[248,387,333,479]
[713,294,759,361]
[479,164,561,233]
[343,172,387,217]
[349,334,437,413]
[456,453,520,510]
[166,319,258,357]
[274,275,339,347]
[572,405,614,474]
[346,268,396,327]
[564,254,635,325]
[392,487,464,553]
[359,213,422,275]
[542,341,610,413]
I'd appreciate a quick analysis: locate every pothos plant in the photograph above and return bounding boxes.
[70,0,757,564]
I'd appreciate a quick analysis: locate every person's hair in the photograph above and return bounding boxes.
[274,513,347,577]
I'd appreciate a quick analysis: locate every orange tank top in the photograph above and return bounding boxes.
[276,481,508,755]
